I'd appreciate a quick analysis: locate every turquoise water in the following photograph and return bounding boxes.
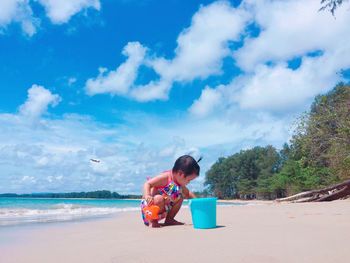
[0,198,142,226]
[0,197,242,226]
[0,197,142,210]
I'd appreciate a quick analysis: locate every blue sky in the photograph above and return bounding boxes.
[0,0,349,194]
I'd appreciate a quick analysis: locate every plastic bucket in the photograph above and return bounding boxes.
[189,197,217,229]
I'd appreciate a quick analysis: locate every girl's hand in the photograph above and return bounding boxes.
[145,195,154,205]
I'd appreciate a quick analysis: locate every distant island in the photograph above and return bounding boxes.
[0,190,142,199]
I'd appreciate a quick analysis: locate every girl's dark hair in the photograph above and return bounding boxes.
[172,155,201,177]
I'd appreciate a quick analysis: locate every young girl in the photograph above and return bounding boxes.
[141,155,201,228]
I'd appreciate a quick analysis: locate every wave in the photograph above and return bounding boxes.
[0,204,140,226]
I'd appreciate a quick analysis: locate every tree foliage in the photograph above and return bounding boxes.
[205,146,280,199]
[205,84,350,199]
[291,84,350,180]
[320,0,348,15]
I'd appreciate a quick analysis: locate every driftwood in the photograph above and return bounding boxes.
[276,179,350,202]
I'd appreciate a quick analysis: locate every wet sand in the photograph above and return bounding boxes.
[1,200,349,263]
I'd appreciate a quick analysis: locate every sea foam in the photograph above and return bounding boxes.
[0,204,139,226]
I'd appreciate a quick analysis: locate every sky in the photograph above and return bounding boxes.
[0,0,349,194]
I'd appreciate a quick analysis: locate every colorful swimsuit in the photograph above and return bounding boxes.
[141,172,182,226]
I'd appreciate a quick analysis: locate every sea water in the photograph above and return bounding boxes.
[0,197,243,227]
[0,198,142,226]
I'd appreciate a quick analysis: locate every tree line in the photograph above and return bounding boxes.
[205,83,350,199]
[0,190,142,199]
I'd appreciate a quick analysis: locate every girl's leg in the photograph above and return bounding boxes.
[149,195,165,228]
[164,197,184,225]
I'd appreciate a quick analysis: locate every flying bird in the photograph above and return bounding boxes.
[90,158,100,163]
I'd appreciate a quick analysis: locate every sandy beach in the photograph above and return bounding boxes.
[1,200,349,263]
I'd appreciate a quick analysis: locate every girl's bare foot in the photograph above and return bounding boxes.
[164,219,184,226]
[150,220,161,228]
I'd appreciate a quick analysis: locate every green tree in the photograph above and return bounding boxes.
[205,84,349,200]
[205,146,280,199]
[291,84,350,180]
[320,0,348,15]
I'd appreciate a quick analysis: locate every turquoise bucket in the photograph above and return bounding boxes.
[189,197,217,229]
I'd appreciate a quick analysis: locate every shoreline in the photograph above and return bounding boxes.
[1,199,349,263]
[0,196,142,200]
[0,199,249,228]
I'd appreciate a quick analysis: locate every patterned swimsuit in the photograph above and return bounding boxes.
[141,172,182,226]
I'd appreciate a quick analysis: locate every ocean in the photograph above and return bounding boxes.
[0,197,242,227]
[0,198,142,226]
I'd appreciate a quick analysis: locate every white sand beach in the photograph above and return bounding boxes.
[1,200,350,263]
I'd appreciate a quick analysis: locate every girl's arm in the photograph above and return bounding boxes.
[143,172,168,205]
[182,185,196,199]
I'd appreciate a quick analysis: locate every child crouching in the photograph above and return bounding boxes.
[141,155,200,227]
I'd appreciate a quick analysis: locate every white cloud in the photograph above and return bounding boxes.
[0,0,20,24]
[38,0,101,24]
[21,175,36,183]
[86,1,250,101]
[229,0,350,111]
[236,53,345,111]
[0,114,208,194]
[68,77,77,86]
[19,85,61,120]
[4,0,350,194]
[189,85,224,117]
[130,79,171,102]
[87,0,349,111]
[119,110,292,150]
[189,0,350,115]
[0,0,101,36]
[2,88,213,193]
[151,1,250,82]
[236,0,350,72]
[0,100,292,194]
[0,0,38,36]
[93,0,349,111]
[86,42,147,96]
